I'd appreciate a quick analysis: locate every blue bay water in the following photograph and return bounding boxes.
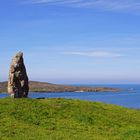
[1,84,140,109]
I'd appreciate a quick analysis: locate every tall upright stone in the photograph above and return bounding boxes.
[8,52,29,98]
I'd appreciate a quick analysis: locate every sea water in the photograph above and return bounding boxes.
[1,84,140,109]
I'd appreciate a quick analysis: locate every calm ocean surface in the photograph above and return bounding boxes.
[1,85,140,109]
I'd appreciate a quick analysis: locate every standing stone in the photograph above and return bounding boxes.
[8,52,29,98]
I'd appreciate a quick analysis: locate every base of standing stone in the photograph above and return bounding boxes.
[10,94,14,98]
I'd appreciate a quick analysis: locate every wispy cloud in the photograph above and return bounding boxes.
[24,0,140,13]
[63,51,124,58]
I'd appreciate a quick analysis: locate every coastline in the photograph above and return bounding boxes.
[0,81,119,93]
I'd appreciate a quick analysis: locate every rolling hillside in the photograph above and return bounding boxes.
[0,98,139,140]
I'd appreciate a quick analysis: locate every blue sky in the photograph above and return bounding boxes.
[1,0,140,84]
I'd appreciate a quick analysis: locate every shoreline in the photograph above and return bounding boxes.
[0,81,120,93]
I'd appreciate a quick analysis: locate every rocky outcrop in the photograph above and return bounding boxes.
[7,52,29,98]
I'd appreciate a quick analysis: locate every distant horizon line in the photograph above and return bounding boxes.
[0,80,139,85]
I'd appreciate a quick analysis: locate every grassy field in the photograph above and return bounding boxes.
[0,98,140,140]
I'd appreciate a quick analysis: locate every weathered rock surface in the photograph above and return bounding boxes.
[8,52,29,98]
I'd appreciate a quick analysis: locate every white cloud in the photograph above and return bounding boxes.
[23,0,140,13]
[63,51,124,57]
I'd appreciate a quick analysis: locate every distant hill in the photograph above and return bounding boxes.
[0,81,119,93]
[0,81,7,93]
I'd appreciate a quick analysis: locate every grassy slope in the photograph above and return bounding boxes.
[0,98,140,140]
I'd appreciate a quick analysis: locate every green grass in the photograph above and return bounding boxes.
[0,98,140,140]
